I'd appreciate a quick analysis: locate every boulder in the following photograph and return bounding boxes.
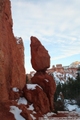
[23,84,50,114]
[31,72,56,111]
[30,36,50,71]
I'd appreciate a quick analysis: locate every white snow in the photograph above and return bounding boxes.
[53,71,76,85]
[66,104,78,111]
[45,79,49,82]
[27,104,34,111]
[10,106,25,120]
[64,99,79,112]
[46,112,56,116]
[53,72,60,85]
[66,73,75,80]
[76,107,80,114]
[16,37,22,44]
[17,97,27,105]
[26,84,42,90]
[12,87,19,92]
[43,112,56,119]
[30,114,36,120]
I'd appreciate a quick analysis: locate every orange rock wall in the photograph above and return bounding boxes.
[0,0,26,101]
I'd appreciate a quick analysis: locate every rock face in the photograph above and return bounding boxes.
[30,36,50,71]
[31,72,56,111]
[23,84,50,114]
[30,36,56,112]
[0,0,26,102]
[0,102,15,120]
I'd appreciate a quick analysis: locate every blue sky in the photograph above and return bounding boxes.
[11,0,80,73]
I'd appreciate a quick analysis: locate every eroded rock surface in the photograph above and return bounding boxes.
[31,72,56,111]
[30,36,56,112]
[30,36,50,71]
[0,0,26,102]
[23,84,50,114]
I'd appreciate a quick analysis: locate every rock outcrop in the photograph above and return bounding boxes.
[23,84,50,114]
[30,36,50,71]
[0,0,26,102]
[30,36,56,112]
[31,72,56,111]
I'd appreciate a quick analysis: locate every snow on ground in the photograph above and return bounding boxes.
[9,99,80,120]
[43,112,56,119]
[10,106,25,120]
[12,87,19,92]
[66,73,75,80]
[17,97,27,105]
[45,112,56,116]
[76,107,80,113]
[64,99,80,114]
[53,72,60,84]
[53,71,76,85]
[26,84,42,90]
[66,104,78,111]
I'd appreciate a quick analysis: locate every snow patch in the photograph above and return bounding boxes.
[43,112,56,119]
[76,107,80,113]
[46,112,56,116]
[10,106,25,120]
[26,84,42,90]
[30,114,36,120]
[12,87,19,92]
[17,97,27,105]
[67,104,78,111]
[27,104,34,111]
[64,99,79,111]
[53,71,76,85]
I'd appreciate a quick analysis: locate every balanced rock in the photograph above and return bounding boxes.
[31,72,56,111]
[30,36,50,71]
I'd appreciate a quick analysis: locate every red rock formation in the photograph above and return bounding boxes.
[19,104,33,120]
[30,36,56,112]
[0,0,26,102]
[31,72,56,111]
[0,102,15,120]
[23,84,50,114]
[30,36,50,71]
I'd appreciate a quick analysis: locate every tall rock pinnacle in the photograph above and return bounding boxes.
[0,0,26,101]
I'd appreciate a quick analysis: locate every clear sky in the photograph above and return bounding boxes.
[10,0,80,73]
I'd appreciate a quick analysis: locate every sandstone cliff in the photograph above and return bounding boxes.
[0,0,26,102]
